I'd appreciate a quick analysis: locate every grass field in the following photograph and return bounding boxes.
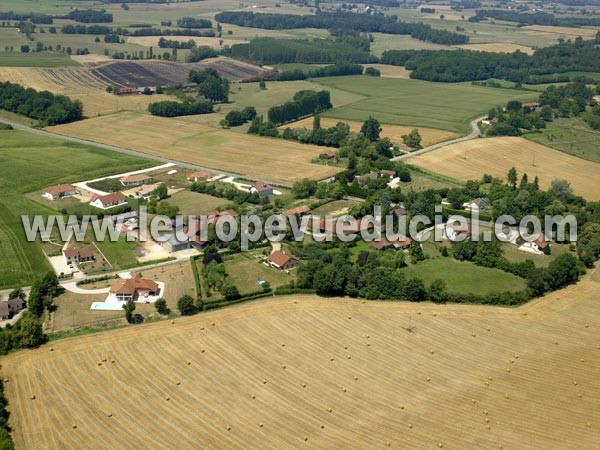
[166,190,229,216]
[3,267,599,449]
[224,253,293,295]
[314,76,538,134]
[48,112,342,184]
[0,130,152,288]
[525,118,600,163]
[410,136,600,201]
[288,117,459,148]
[400,258,527,295]
[0,51,79,68]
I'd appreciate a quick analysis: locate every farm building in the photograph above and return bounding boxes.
[90,192,127,209]
[355,173,379,185]
[380,169,396,178]
[42,184,77,200]
[113,87,139,96]
[522,101,541,111]
[268,250,298,270]
[370,235,412,251]
[63,248,95,264]
[187,171,212,182]
[0,297,25,320]
[120,174,152,187]
[282,205,311,218]
[109,275,159,302]
[136,184,156,199]
[314,217,383,234]
[250,181,274,196]
[162,234,192,253]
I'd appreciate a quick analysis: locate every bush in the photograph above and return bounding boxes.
[365,67,381,77]
[177,294,198,316]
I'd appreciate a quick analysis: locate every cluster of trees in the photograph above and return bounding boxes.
[229,38,376,65]
[191,180,263,205]
[61,24,115,34]
[203,259,240,300]
[129,27,215,37]
[487,82,596,136]
[0,82,83,126]
[473,9,600,27]
[282,118,351,147]
[189,68,230,103]
[380,38,600,83]
[176,17,212,29]
[215,11,468,45]
[222,106,256,127]
[0,379,14,449]
[275,63,363,81]
[186,45,219,62]
[0,11,53,24]
[158,38,197,49]
[267,90,332,125]
[147,98,213,117]
[65,9,113,23]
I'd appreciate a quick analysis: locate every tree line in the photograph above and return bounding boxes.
[0,11,53,24]
[380,37,600,83]
[0,82,83,126]
[267,90,332,126]
[62,25,215,37]
[61,9,113,23]
[473,9,600,27]
[228,38,377,65]
[176,17,212,29]
[215,11,468,45]
[148,98,213,117]
[274,63,363,81]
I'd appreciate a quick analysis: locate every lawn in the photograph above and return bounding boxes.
[224,252,294,295]
[501,242,573,268]
[166,190,229,216]
[524,117,600,163]
[314,76,537,134]
[0,52,80,67]
[400,258,527,295]
[0,129,153,288]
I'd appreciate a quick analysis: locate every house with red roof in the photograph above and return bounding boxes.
[42,184,77,200]
[250,181,274,196]
[187,171,212,182]
[120,174,152,187]
[268,250,298,270]
[90,192,126,209]
[109,274,159,302]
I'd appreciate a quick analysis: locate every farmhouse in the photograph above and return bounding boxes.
[522,101,541,111]
[282,205,311,218]
[314,217,384,234]
[0,297,25,320]
[250,181,274,196]
[463,198,484,211]
[370,235,412,251]
[522,232,550,253]
[42,184,77,200]
[187,171,212,182]
[268,250,298,270]
[380,169,396,178]
[355,173,379,185]
[136,184,156,199]
[90,192,127,209]
[63,248,95,264]
[120,174,152,187]
[109,274,159,302]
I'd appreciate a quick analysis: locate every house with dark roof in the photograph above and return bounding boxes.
[0,297,25,320]
[43,184,77,200]
[250,181,274,196]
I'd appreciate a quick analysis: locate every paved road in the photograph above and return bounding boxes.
[392,116,486,161]
[0,118,292,188]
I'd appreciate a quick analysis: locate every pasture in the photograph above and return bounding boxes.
[410,136,600,201]
[0,52,79,68]
[223,253,293,295]
[3,268,599,449]
[314,76,537,134]
[0,130,152,288]
[287,117,459,148]
[166,190,229,216]
[48,112,342,184]
[525,118,600,164]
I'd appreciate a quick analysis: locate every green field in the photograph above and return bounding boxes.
[224,252,294,295]
[0,51,80,67]
[400,258,527,295]
[166,190,229,216]
[525,117,600,163]
[315,76,537,134]
[0,129,153,288]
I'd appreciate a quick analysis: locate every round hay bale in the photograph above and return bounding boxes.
[303,436,308,442]
[348,316,352,320]
[347,355,351,360]
[433,313,437,317]
[483,410,488,415]
[226,426,231,431]
[176,381,181,386]
[471,399,476,404]
[426,377,431,382]
[301,383,306,388]
[486,328,491,332]
[417,311,421,315]
[111,360,116,364]
[504,394,509,399]
[211,322,216,326]
[281,343,286,347]
[367,343,371,347]
[251,395,256,399]
[282,365,286,369]
[506,368,511,373]
[97,362,102,366]
[573,381,578,385]
[586,422,591,428]
[581,358,585,362]
[165,396,170,401]
[366,335,370,339]
[171,320,175,324]
[330,357,335,361]
[485,418,490,423]
[50,348,54,352]
[344,346,348,350]
[102,358,107,362]
[385,442,390,447]
[259,423,263,428]
[107,413,112,418]
[201,349,205,353]
[578,393,583,398]
[3,378,9,383]
[30,395,35,400]
[320,425,325,430]
[263,380,267,384]
[488,377,493,381]
[438,444,443,448]
[408,424,412,429]
[327,408,333,413]
[472,333,476,337]
[485,382,489,386]
[353,376,358,381]
[342,387,347,392]
[187,361,191,366]
[72,425,77,430]
[430,350,435,355]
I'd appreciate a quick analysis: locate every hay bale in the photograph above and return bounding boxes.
[408,424,413,429]
[97,362,102,366]
[251,395,256,399]
[176,381,181,386]
[211,322,216,326]
[573,381,578,385]
[282,365,286,369]
[347,355,351,359]
[72,425,77,429]
[330,357,335,361]
[187,361,191,366]
[259,423,264,428]
[301,383,306,388]
[426,377,431,382]
[438,444,443,448]
[111,360,116,364]
[30,395,35,400]
[341,387,347,392]
[171,320,175,324]
[327,408,333,413]
[263,379,267,384]
[50,348,54,352]
[165,396,170,401]
[353,376,358,381]
[107,413,112,418]
[320,425,325,430]
[303,436,308,442]
[226,426,231,431]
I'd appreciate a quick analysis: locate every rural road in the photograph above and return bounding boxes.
[0,118,292,188]
[392,116,486,161]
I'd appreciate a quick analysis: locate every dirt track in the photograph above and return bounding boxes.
[2,268,599,449]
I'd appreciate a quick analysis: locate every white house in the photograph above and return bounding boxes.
[521,233,550,253]
[90,192,127,209]
[42,184,77,200]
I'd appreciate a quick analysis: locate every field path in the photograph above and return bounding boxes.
[0,119,292,187]
[393,115,485,161]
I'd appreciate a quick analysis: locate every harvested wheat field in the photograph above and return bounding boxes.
[363,64,412,79]
[411,137,600,200]
[522,25,599,39]
[287,117,459,148]
[3,268,600,449]
[48,112,341,184]
[0,67,168,116]
[458,43,535,55]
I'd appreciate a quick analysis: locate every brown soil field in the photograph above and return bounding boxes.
[2,267,599,449]
[127,36,247,48]
[458,43,535,54]
[47,112,341,184]
[287,117,459,147]
[411,137,600,200]
[0,67,169,116]
[522,25,600,39]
